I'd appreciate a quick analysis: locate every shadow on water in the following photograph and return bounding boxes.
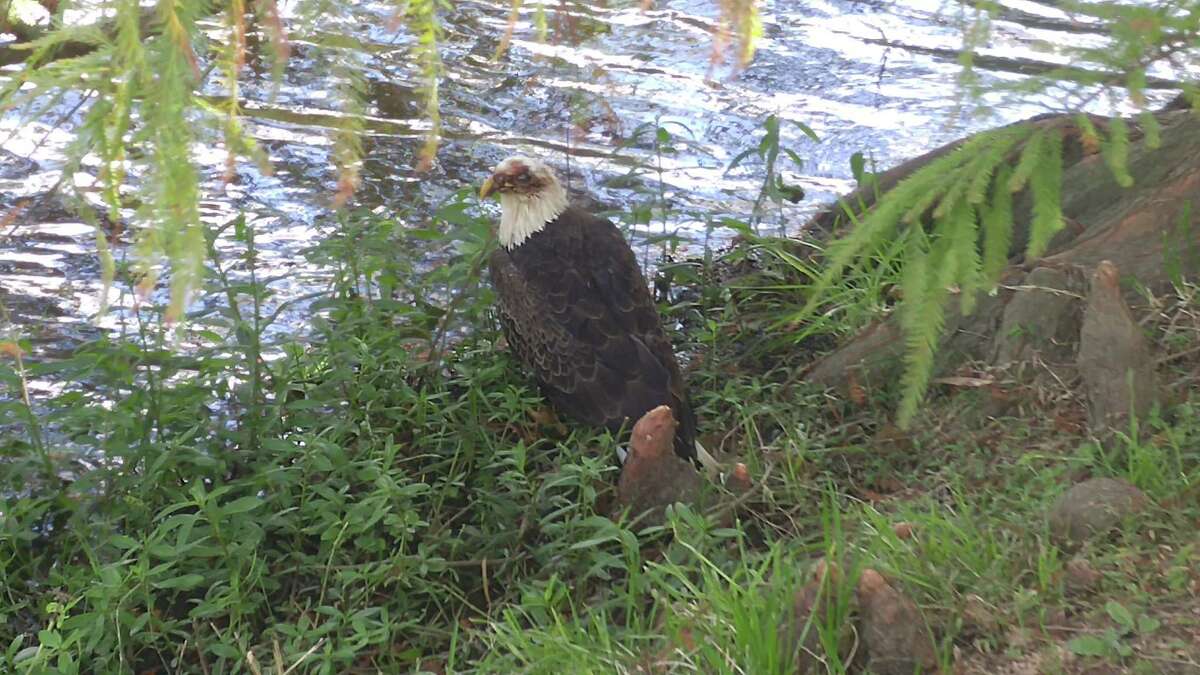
[0,0,1183,389]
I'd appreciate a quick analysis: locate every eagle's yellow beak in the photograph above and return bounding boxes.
[479,176,496,199]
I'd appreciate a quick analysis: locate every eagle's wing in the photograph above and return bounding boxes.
[489,247,598,407]
[489,210,696,458]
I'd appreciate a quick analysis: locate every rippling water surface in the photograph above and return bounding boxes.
[0,0,1183,383]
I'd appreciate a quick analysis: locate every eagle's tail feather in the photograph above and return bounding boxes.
[694,440,719,478]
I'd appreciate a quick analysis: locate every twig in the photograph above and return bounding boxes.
[998,283,1084,299]
[280,638,325,675]
[481,557,492,610]
[442,555,524,569]
[1156,342,1200,364]
[246,648,263,675]
[195,625,211,675]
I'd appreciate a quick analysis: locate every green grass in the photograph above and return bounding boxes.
[1,199,1198,674]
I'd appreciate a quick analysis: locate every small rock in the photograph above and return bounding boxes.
[1048,477,1148,547]
[1077,260,1158,431]
[617,406,703,527]
[856,569,940,675]
[726,462,752,494]
[1063,556,1102,595]
[779,559,856,673]
[891,522,915,540]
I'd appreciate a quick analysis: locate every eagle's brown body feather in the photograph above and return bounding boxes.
[490,205,697,459]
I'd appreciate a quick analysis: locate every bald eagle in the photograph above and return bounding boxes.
[481,156,708,465]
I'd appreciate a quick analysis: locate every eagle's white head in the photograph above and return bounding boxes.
[479,155,569,249]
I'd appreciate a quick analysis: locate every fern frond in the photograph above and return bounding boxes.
[946,200,982,315]
[900,168,958,225]
[332,56,367,206]
[1,48,112,119]
[12,24,109,58]
[1126,67,1147,108]
[934,127,1023,221]
[221,0,247,182]
[1073,113,1101,153]
[896,227,948,427]
[966,127,1026,204]
[534,1,548,42]
[1006,128,1046,193]
[899,131,1010,225]
[928,210,958,290]
[898,227,932,347]
[736,0,763,67]
[803,131,1000,326]
[403,0,443,171]
[1101,115,1134,187]
[256,0,291,88]
[1026,130,1064,259]
[1139,111,1160,150]
[494,0,523,60]
[110,0,142,184]
[981,164,1014,284]
[143,0,205,322]
[113,0,144,64]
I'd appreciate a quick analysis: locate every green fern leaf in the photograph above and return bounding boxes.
[1074,113,1101,153]
[935,127,1023,222]
[804,131,1000,325]
[901,176,953,225]
[1026,131,1064,259]
[928,210,959,290]
[966,128,1026,204]
[332,58,367,205]
[1126,68,1147,109]
[899,227,932,344]
[1007,128,1046,193]
[982,165,1014,284]
[900,144,980,224]
[1140,111,1160,150]
[897,227,948,428]
[913,129,1018,224]
[810,173,944,315]
[139,0,205,322]
[1102,116,1134,188]
[947,200,982,315]
[403,0,444,170]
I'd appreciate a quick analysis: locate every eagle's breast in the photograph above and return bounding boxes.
[490,206,697,459]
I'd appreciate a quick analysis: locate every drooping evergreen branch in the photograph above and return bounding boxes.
[801,120,1079,427]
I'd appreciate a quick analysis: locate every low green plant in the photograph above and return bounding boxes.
[724,113,817,230]
[1066,600,1161,662]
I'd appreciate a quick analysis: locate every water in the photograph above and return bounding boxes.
[0,0,1185,379]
